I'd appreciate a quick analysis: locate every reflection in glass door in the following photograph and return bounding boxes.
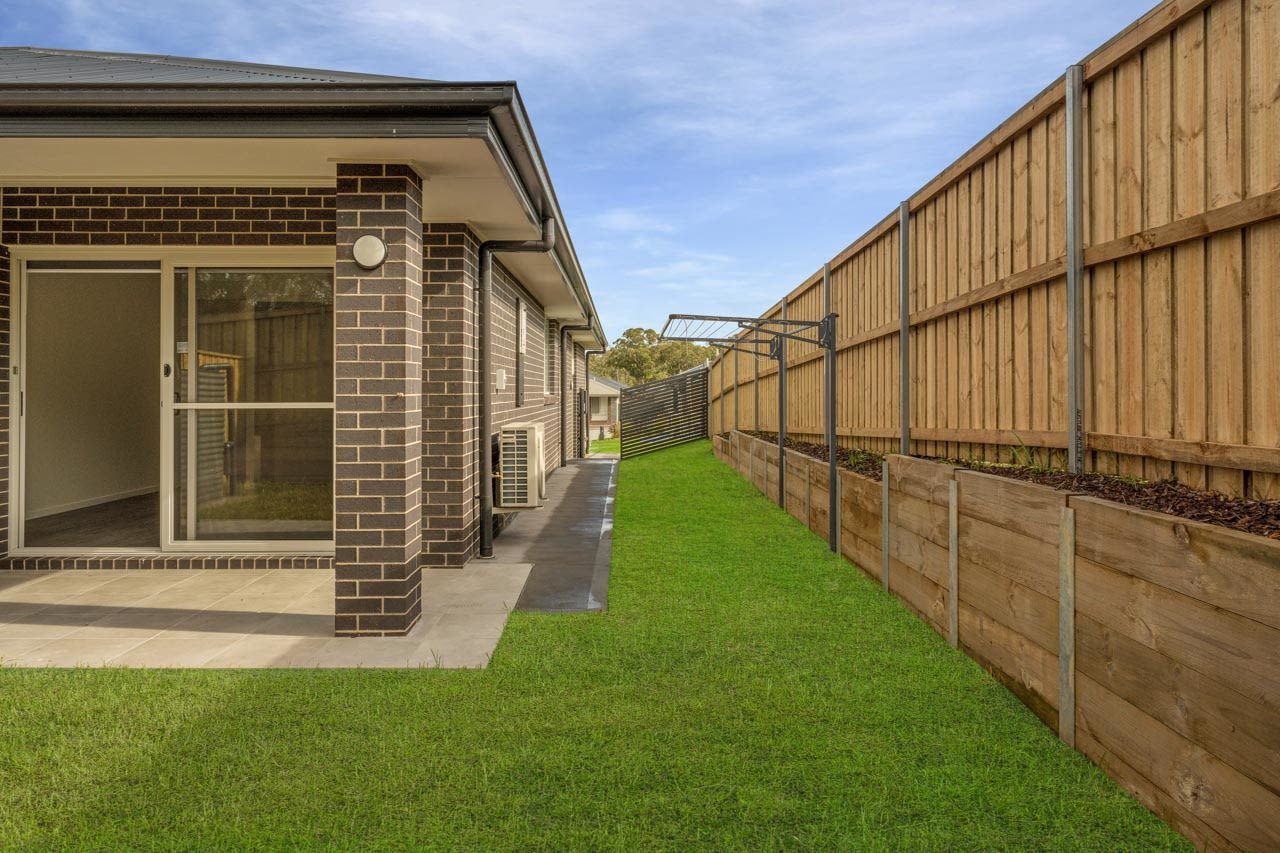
[171,268,334,544]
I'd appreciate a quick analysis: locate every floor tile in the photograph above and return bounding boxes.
[0,638,55,661]
[201,636,332,667]
[14,638,148,667]
[106,635,246,668]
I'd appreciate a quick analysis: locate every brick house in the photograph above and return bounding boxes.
[588,374,626,437]
[0,48,608,636]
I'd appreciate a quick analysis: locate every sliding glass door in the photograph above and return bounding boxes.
[20,263,162,549]
[170,268,334,545]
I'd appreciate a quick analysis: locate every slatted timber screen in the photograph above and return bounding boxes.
[708,0,1280,498]
[621,366,709,459]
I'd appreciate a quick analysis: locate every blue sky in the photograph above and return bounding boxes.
[8,0,1155,341]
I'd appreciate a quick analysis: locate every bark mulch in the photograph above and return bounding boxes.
[746,433,884,481]
[953,461,1280,541]
[733,431,1279,540]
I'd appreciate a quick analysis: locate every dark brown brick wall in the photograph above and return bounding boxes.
[418,225,584,567]
[572,341,588,455]
[333,164,424,636]
[490,260,562,474]
[0,183,587,580]
[421,224,479,566]
[0,186,335,246]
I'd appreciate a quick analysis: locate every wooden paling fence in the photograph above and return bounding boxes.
[619,365,709,458]
[714,431,1280,852]
[709,0,1280,498]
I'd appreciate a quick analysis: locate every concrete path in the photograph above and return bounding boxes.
[496,458,617,613]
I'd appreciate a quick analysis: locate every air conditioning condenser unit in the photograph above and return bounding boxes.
[495,422,545,510]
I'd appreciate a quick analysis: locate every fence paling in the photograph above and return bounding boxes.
[706,0,1280,498]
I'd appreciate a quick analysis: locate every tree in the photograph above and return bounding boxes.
[592,327,714,386]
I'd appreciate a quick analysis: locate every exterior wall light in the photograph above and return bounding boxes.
[352,234,388,270]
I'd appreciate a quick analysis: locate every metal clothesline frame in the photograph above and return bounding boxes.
[660,288,840,553]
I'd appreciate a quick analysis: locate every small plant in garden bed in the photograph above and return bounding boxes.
[951,458,1280,541]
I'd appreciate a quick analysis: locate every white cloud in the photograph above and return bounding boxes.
[591,208,675,234]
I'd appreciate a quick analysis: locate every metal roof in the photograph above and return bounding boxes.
[589,375,628,394]
[0,47,430,85]
[0,47,607,349]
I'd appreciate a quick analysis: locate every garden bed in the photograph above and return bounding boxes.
[737,432,1279,540]
[952,461,1280,541]
[745,431,883,480]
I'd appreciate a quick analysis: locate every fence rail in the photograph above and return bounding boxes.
[709,0,1280,498]
[620,366,709,459]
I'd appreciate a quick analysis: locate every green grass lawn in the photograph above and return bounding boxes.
[589,436,620,454]
[0,441,1184,850]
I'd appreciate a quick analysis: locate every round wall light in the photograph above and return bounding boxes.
[352,234,388,270]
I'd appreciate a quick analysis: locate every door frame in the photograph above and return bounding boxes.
[8,245,337,556]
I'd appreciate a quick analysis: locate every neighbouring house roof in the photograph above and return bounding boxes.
[0,47,607,349]
[0,47,429,85]
[589,375,627,397]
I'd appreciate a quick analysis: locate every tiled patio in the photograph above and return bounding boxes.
[0,562,531,669]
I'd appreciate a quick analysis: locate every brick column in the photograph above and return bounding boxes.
[333,164,424,636]
[420,224,479,566]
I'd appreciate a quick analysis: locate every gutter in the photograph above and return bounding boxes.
[0,80,608,350]
[478,218,557,559]
[489,92,604,348]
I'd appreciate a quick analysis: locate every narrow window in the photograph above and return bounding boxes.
[544,321,556,395]
[515,298,527,407]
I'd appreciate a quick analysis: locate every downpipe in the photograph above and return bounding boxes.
[478,218,556,559]
[558,322,593,466]
[582,347,604,454]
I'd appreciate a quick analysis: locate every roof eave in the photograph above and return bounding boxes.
[0,80,608,348]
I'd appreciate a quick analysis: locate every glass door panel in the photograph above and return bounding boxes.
[195,268,333,403]
[21,267,161,549]
[171,267,334,545]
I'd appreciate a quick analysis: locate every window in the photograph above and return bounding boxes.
[591,396,608,418]
[515,298,527,407]
[173,268,333,543]
[544,321,556,394]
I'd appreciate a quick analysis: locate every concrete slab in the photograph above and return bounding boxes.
[0,563,534,669]
[17,637,149,667]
